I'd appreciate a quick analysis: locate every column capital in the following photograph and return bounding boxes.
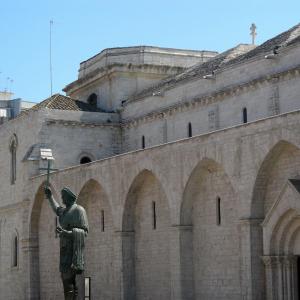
[283,255,297,267]
[261,255,280,267]
[114,230,134,237]
[171,224,193,231]
[238,217,264,226]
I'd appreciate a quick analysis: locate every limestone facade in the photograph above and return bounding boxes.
[1,24,300,299]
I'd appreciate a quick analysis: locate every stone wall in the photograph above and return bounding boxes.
[4,109,298,300]
[121,43,300,153]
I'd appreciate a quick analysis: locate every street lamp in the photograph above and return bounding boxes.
[40,148,55,187]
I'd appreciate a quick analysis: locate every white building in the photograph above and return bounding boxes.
[0,91,35,124]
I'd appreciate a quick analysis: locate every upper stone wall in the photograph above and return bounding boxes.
[77,46,218,79]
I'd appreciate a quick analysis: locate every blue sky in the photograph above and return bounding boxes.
[0,0,299,102]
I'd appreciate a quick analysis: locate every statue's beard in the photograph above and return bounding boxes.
[64,199,75,207]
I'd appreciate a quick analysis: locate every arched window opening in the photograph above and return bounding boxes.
[216,197,221,226]
[80,156,92,164]
[12,233,18,267]
[87,93,98,107]
[242,107,248,124]
[188,122,192,137]
[9,134,17,185]
[142,136,145,149]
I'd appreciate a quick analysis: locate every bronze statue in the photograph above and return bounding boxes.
[45,186,89,300]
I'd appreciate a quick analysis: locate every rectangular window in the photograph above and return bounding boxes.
[12,235,18,267]
[188,122,192,137]
[152,201,157,230]
[84,277,91,299]
[101,210,105,232]
[216,197,221,226]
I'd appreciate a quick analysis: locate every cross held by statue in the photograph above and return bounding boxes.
[39,148,57,187]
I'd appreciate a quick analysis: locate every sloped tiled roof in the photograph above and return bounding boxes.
[128,44,255,101]
[127,23,300,103]
[30,94,102,112]
[226,23,300,66]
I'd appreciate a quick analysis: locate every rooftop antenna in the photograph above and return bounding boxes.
[5,77,10,92]
[9,79,14,93]
[50,19,54,96]
[250,23,257,45]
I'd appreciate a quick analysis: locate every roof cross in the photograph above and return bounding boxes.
[250,23,257,45]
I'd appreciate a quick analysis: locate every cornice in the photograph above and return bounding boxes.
[63,63,186,94]
[121,64,300,128]
[125,42,300,103]
[46,119,120,128]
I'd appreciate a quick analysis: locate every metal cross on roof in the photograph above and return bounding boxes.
[250,23,257,45]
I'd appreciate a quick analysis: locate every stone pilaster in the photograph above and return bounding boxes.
[22,237,40,300]
[113,231,135,300]
[262,256,279,300]
[170,225,193,300]
[283,256,298,300]
[239,218,264,300]
[262,255,298,300]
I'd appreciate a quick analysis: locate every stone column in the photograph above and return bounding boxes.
[278,256,285,300]
[239,218,264,300]
[262,256,281,300]
[22,237,40,300]
[170,225,193,300]
[113,231,135,300]
[284,256,298,300]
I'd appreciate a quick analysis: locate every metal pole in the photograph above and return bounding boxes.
[50,20,53,96]
[46,160,51,187]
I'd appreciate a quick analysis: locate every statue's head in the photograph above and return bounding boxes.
[61,187,76,207]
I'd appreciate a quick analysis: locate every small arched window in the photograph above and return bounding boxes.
[242,107,248,124]
[9,134,18,185]
[188,122,192,137]
[142,136,145,149]
[87,93,98,107]
[80,156,92,164]
[12,231,18,267]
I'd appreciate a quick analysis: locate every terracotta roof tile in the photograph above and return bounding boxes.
[30,94,102,112]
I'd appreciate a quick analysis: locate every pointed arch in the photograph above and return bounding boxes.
[180,158,239,299]
[252,140,300,299]
[30,182,59,241]
[29,182,60,299]
[181,158,224,225]
[251,140,300,219]
[77,178,114,300]
[122,169,171,300]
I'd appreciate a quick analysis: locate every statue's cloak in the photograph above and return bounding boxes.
[56,204,89,273]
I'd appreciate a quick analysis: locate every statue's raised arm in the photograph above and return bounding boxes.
[44,186,60,215]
